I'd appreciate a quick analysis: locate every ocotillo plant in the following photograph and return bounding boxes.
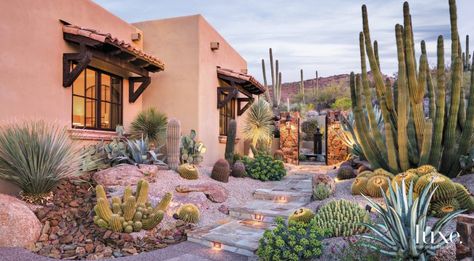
[261,48,282,108]
[166,119,181,170]
[300,69,305,104]
[350,0,474,177]
[225,119,237,165]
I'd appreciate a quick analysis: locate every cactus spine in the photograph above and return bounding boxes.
[166,119,181,170]
[225,119,236,165]
[350,0,472,177]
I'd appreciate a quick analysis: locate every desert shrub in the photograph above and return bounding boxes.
[333,239,382,261]
[331,97,352,111]
[257,217,324,261]
[242,154,286,181]
[301,119,319,141]
[131,108,167,143]
[0,121,81,197]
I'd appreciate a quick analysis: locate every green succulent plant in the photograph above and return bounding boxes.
[366,175,390,198]
[242,154,286,181]
[361,177,464,260]
[351,176,369,195]
[313,199,370,237]
[414,173,456,202]
[242,99,274,152]
[454,182,474,211]
[257,217,324,261]
[177,203,200,223]
[287,208,315,224]
[430,199,460,218]
[180,130,206,165]
[349,0,474,178]
[131,108,167,143]
[313,183,331,200]
[0,121,81,198]
[93,179,171,233]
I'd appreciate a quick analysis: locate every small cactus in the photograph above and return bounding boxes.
[231,160,246,177]
[288,208,315,223]
[93,179,170,233]
[96,185,107,201]
[177,203,200,223]
[177,163,199,180]
[313,184,331,200]
[211,159,230,183]
[366,175,390,198]
[336,165,356,180]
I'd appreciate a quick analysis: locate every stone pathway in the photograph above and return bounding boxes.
[187,168,317,257]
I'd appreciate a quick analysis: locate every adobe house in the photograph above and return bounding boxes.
[0,0,264,193]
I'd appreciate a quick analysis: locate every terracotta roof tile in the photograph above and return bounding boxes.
[63,24,164,71]
[217,67,265,94]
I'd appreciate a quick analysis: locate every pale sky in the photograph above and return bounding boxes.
[93,0,474,82]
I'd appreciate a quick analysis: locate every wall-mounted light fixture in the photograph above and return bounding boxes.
[212,241,222,250]
[131,32,141,42]
[210,41,220,51]
[253,214,264,222]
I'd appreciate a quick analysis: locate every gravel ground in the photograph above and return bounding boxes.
[108,167,275,228]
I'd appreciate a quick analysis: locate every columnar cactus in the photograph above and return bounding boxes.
[300,69,305,104]
[93,179,171,233]
[349,0,474,177]
[166,119,181,170]
[262,48,282,108]
[225,120,236,165]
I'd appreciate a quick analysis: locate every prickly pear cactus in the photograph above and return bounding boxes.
[93,179,172,233]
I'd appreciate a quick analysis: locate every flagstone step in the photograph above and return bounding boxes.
[252,188,312,203]
[187,218,274,257]
[229,199,307,223]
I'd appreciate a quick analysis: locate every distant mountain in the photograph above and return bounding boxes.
[270,72,395,102]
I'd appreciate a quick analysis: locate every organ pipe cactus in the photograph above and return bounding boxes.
[93,179,171,233]
[350,0,474,177]
[166,119,181,170]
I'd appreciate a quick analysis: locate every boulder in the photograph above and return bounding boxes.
[93,164,158,187]
[0,193,41,248]
[175,183,228,203]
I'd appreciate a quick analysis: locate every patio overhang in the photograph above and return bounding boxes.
[62,24,165,103]
[216,67,265,115]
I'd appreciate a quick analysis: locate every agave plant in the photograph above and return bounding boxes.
[242,99,274,152]
[0,121,81,197]
[125,137,165,165]
[361,178,464,260]
[131,108,167,143]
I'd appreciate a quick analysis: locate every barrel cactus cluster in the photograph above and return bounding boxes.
[93,180,172,233]
[351,164,474,217]
[349,0,474,178]
[287,208,315,224]
[312,199,370,237]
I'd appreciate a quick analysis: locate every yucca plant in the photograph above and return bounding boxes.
[361,178,464,260]
[0,121,81,198]
[242,99,274,152]
[131,108,167,143]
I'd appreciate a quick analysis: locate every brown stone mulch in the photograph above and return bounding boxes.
[31,174,192,259]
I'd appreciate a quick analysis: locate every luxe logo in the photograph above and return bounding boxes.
[415,225,460,244]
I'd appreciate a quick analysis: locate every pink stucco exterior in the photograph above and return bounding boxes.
[135,15,252,166]
[0,1,258,193]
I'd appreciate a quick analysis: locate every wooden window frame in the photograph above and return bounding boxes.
[71,65,123,131]
[219,92,236,136]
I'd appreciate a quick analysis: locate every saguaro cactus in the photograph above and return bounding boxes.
[225,119,237,165]
[300,69,305,104]
[166,119,181,170]
[262,48,282,108]
[349,0,473,177]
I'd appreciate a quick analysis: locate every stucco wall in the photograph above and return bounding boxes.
[136,15,250,167]
[0,0,144,129]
